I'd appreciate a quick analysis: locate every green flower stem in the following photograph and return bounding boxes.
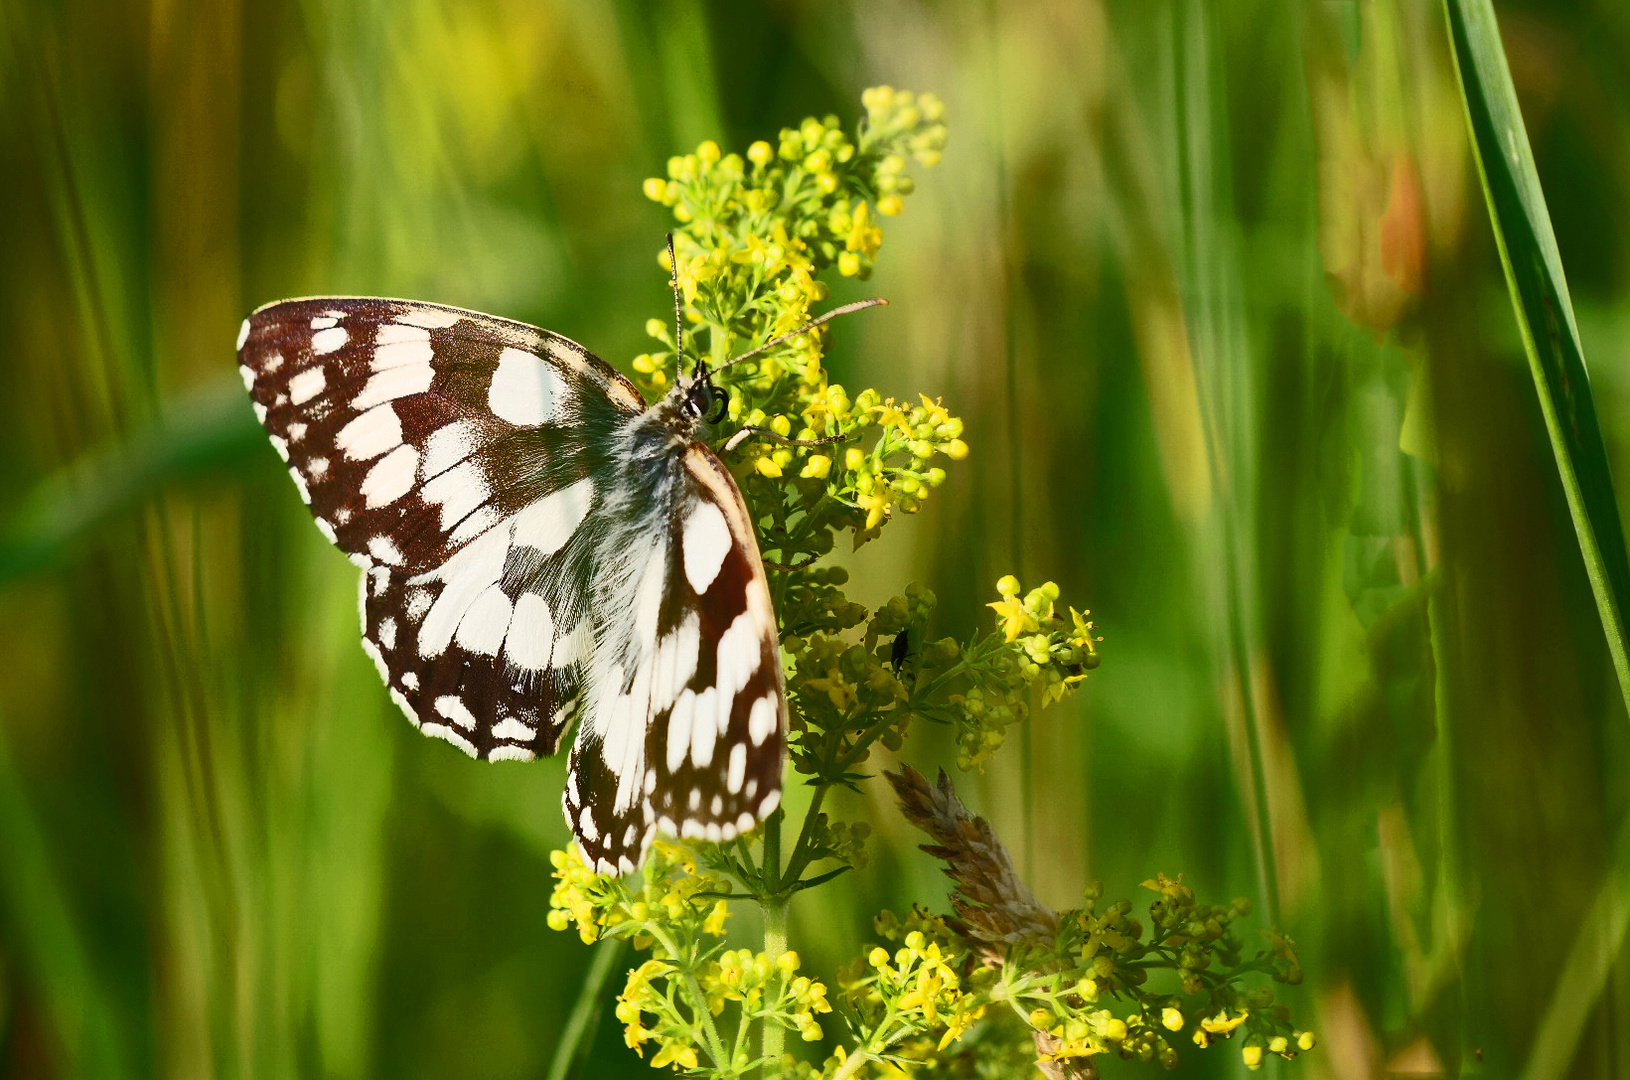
[544,936,628,1080]
[760,895,789,1076]
[646,923,731,1068]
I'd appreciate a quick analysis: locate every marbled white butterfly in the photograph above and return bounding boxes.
[238,275,878,874]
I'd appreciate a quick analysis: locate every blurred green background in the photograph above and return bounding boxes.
[4,0,1630,1077]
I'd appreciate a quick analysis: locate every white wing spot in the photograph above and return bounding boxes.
[288,366,327,405]
[454,584,514,657]
[758,790,782,817]
[736,811,755,833]
[689,687,719,768]
[311,326,349,355]
[251,402,267,423]
[421,420,476,479]
[417,529,511,658]
[449,505,503,546]
[402,672,419,690]
[288,468,311,504]
[353,362,433,411]
[367,536,403,565]
[378,617,397,651]
[360,638,389,682]
[512,476,595,557]
[287,421,307,442]
[314,517,337,543]
[489,745,535,762]
[361,444,418,508]
[307,456,329,478]
[239,364,256,391]
[682,501,732,594]
[337,402,402,461]
[310,316,338,329]
[389,687,417,724]
[397,308,461,329]
[748,694,778,747]
[727,742,746,795]
[492,716,532,741]
[506,593,556,671]
[371,334,433,372]
[421,722,477,757]
[710,795,723,816]
[578,806,600,843]
[489,347,562,426]
[667,691,696,772]
[434,695,476,729]
[269,434,289,461]
[421,459,489,530]
[236,320,250,351]
[405,587,433,620]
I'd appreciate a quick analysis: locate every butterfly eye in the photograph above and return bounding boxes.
[706,385,729,424]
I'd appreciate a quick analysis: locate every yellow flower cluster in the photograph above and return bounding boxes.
[987,575,1101,704]
[841,928,986,1055]
[546,841,729,945]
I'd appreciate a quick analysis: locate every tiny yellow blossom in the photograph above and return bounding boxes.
[1201,1010,1249,1036]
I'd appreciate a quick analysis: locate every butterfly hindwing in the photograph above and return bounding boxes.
[563,445,786,873]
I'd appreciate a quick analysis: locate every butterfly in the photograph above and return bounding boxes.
[237,277,877,875]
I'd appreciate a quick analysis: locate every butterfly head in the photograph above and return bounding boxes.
[665,353,731,435]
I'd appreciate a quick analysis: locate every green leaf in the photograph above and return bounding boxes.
[1444,0,1630,710]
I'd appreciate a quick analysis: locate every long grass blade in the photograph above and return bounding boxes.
[1444,2,1630,1074]
[1442,0,1630,711]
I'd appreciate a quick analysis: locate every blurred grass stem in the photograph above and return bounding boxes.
[545,937,629,1080]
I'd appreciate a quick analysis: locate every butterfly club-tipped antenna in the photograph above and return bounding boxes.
[714,296,889,453]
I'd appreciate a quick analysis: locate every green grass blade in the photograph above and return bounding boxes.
[1443,0,1630,711]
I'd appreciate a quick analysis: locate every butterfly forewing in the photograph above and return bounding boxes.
[238,297,643,571]
[239,295,788,875]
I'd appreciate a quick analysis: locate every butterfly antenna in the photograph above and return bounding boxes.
[711,297,888,377]
[667,233,698,379]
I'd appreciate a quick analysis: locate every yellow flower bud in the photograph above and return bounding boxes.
[801,454,831,479]
[838,251,861,277]
[877,194,905,217]
[1243,1045,1263,1070]
[770,414,792,437]
[697,139,721,165]
[642,177,667,202]
[944,438,969,460]
[755,456,783,478]
[868,947,890,968]
[1163,1007,1184,1031]
[747,140,773,167]
[1297,1032,1316,1051]
[845,447,866,472]
[996,575,1020,597]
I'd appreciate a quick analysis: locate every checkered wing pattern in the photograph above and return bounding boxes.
[238,296,787,872]
[563,445,786,873]
[239,297,642,761]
